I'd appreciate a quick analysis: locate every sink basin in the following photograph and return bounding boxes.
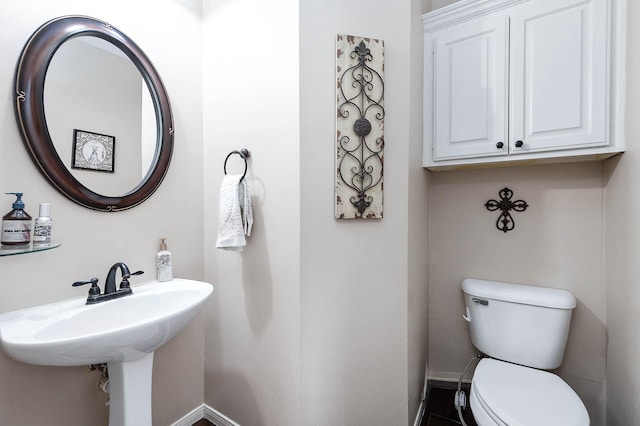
[0,278,213,366]
[0,278,213,426]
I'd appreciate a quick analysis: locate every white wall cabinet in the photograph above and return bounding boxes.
[423,0,625,170]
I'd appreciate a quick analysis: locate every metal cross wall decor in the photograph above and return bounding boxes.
[335,34,385,219]
[485,187,529,233]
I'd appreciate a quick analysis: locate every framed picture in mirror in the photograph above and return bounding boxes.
[71,129,115,173]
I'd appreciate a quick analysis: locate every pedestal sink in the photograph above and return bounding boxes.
[0,278,213,426]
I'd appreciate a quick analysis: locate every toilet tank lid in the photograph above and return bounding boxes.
[462,279,576,309]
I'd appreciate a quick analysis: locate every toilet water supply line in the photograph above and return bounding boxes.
[456,354,484,426]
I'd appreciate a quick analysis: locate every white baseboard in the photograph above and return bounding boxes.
[171,403,240,426]
[203,404,241,426]
[171,405,205,426]
[427,375,472,385]
[413,400,427,426]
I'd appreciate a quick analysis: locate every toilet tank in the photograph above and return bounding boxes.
[462,278,576,370]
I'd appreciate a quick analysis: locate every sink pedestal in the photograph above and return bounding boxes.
[108,353,154,426]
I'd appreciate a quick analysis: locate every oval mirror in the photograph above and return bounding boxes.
[14,16,174,211]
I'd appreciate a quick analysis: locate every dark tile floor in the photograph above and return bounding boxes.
[192,419,215,426]
[421,384,478,426]
[191,385,477,426]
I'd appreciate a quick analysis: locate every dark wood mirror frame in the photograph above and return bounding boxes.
[14,16,174,211]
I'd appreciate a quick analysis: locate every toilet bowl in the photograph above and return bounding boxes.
[470,358,589,426]
[462,279,589,426]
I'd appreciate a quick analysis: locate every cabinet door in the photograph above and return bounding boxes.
[509,0,607,154]
[430,14,509,160]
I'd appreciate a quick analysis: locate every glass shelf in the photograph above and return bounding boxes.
[0,242,61,257]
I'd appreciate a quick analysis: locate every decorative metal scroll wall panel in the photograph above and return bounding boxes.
[335,34,385,219]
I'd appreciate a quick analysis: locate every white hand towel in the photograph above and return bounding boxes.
[216,175,253,251]
[241,178,253,237]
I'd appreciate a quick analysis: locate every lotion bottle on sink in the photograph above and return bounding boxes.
[156,237,173,282]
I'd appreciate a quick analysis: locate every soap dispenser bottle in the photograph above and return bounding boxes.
[2,192,32,245]
[156,238,173,282]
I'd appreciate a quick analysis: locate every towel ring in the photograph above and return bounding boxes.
[224,148,251,181]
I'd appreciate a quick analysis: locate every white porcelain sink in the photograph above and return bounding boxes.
[0,278,212,366]
[0,278,213,426]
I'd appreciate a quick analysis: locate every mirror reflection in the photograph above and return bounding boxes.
[44,37,156,197]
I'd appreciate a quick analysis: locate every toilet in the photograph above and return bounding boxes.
[462,278,590,426]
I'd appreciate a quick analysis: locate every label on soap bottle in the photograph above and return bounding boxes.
[156,253,173,282]
[2,220,32,244]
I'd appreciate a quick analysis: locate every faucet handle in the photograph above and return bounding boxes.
[120,270,144,289]
[72,278,101,296]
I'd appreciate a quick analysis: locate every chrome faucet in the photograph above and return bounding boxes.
[73,262,144,304]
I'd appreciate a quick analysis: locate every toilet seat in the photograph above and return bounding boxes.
[470,358,589,426]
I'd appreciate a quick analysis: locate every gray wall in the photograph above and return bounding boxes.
[428,163,606,423]
[7,0,633,425]
[202,0,301,424]
[605,2,640,425]
[425,1,640,426]
[1,1,430,425]
[202,0,429,425]
[0,1,204,424]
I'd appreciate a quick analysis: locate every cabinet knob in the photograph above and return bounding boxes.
[496,141,504,149]
[515,140,524,148]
